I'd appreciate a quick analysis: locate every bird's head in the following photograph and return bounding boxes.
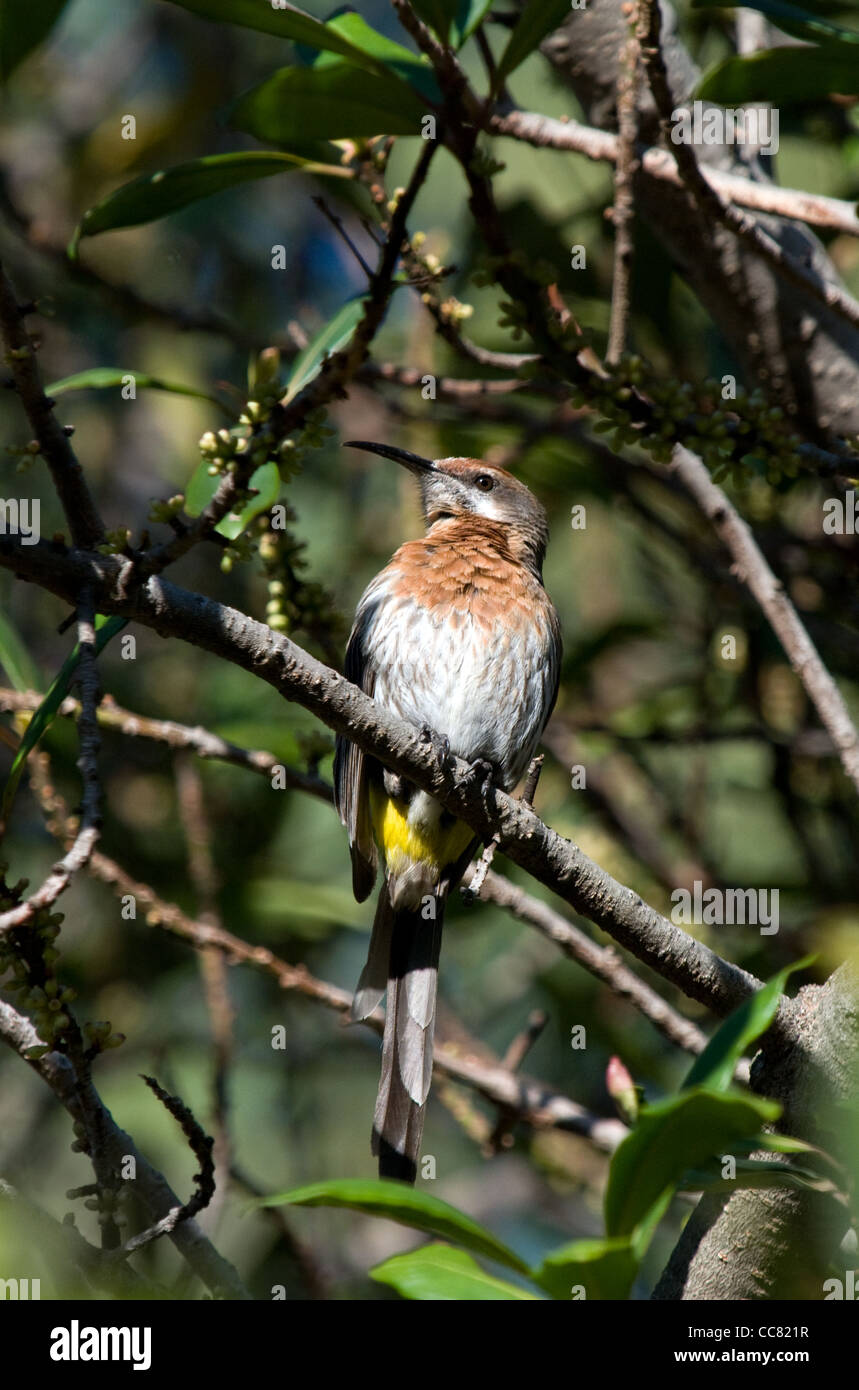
[344,441,549,577]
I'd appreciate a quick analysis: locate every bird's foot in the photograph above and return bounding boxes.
[420,724,453,782]
[462,757,495,800]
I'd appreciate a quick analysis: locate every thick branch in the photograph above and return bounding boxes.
[12,688,710,1056]
[0,533,762,1021]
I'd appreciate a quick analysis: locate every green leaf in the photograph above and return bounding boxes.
[69,151,348,257]
[531,1237,637,1301]
[683,957,814,1093]
[260,1179,530,1274]
[751,1131,815,1155]
[696,45,859,103]
[691,0,859,48]
[162,0,397,65]
[370,1244,539,1300]
[176,0,441,100]
[405,0,493,47]
[297,12,440,102]
[0,0,69,81]
[47,368,224,409]
[252,876,370,932]
[1,616,126,824]
[604,1088,781,1238]
[283,297,366,403]
[679,1156,840,1197]
[184,460,280,540]
[495,0,571,83]
[409,1,457,44]
[451,0,494,46]
[230,63,427,144]
[0,609,41,692]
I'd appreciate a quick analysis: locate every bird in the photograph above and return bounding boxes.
[334,441,562,1183]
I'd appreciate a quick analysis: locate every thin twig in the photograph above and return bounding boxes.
[12,695,715,1055]
[488,110,859,238]
[0,536,765,1022]
[670,444,859,798]
[312,196,374,278]
[0,688,330,800]
[0,596,102,931]
[476,867,715,1061]
[636,0,859,335]
[0,261,105,547]
[606,30,640,364]
[174,755,233,1236]
[463,755,543,901]
[0,997,250,1298]
[109,1075,216,1260]
[486,1009,549,1154]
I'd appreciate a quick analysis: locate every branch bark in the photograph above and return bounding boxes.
[0,262,105,548]
[0,997,251,1299]
[538,0,859,441]
[0,532,763,1022]
[654,964,859,1298]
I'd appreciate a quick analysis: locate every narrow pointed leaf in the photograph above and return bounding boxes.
[370,1244,539,1299]
[47,368,224,409]
[260,1179,530,1273]
[604,1088,781,1238]
[495,0,572,83]
[184,460,280,539]
[696,46,859,103]
[679,1156,841,1197]
[162,0,395,64]
[1,616,126,823]
[283,297,366,403]
[531,1237,637,1301]
[69,151,348,256]
[683,957,814,1093]
[0,610,41,693]
[691,0,859,48]
[297,13,440,101]
[230,63,427,144]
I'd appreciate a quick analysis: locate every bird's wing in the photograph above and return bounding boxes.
[334,590,380,903]
[542,599,563,732]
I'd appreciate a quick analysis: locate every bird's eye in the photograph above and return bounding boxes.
[474,474,495,492]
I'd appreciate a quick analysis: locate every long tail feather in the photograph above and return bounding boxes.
[350,888,395,1022]
[361,889,444,1183]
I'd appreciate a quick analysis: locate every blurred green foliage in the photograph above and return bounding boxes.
[0,0,858,1300]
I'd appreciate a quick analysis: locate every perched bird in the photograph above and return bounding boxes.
[334,442,561,1182]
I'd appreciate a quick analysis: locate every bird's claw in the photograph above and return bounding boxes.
[463,757,494,799]
[420,723,452,779]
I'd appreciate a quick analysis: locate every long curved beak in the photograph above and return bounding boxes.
[344,440,435,474]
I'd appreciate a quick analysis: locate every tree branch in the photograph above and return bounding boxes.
[0,533,763,1022]
[0,996,251,1298]
[670,444,859,797]
[0,262,105,548]
[0,596,102,931]
[489,110,859,239]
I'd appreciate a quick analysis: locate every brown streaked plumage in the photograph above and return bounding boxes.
[334,443,561,1182]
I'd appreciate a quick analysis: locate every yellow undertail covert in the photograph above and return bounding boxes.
[369,783,474,882]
